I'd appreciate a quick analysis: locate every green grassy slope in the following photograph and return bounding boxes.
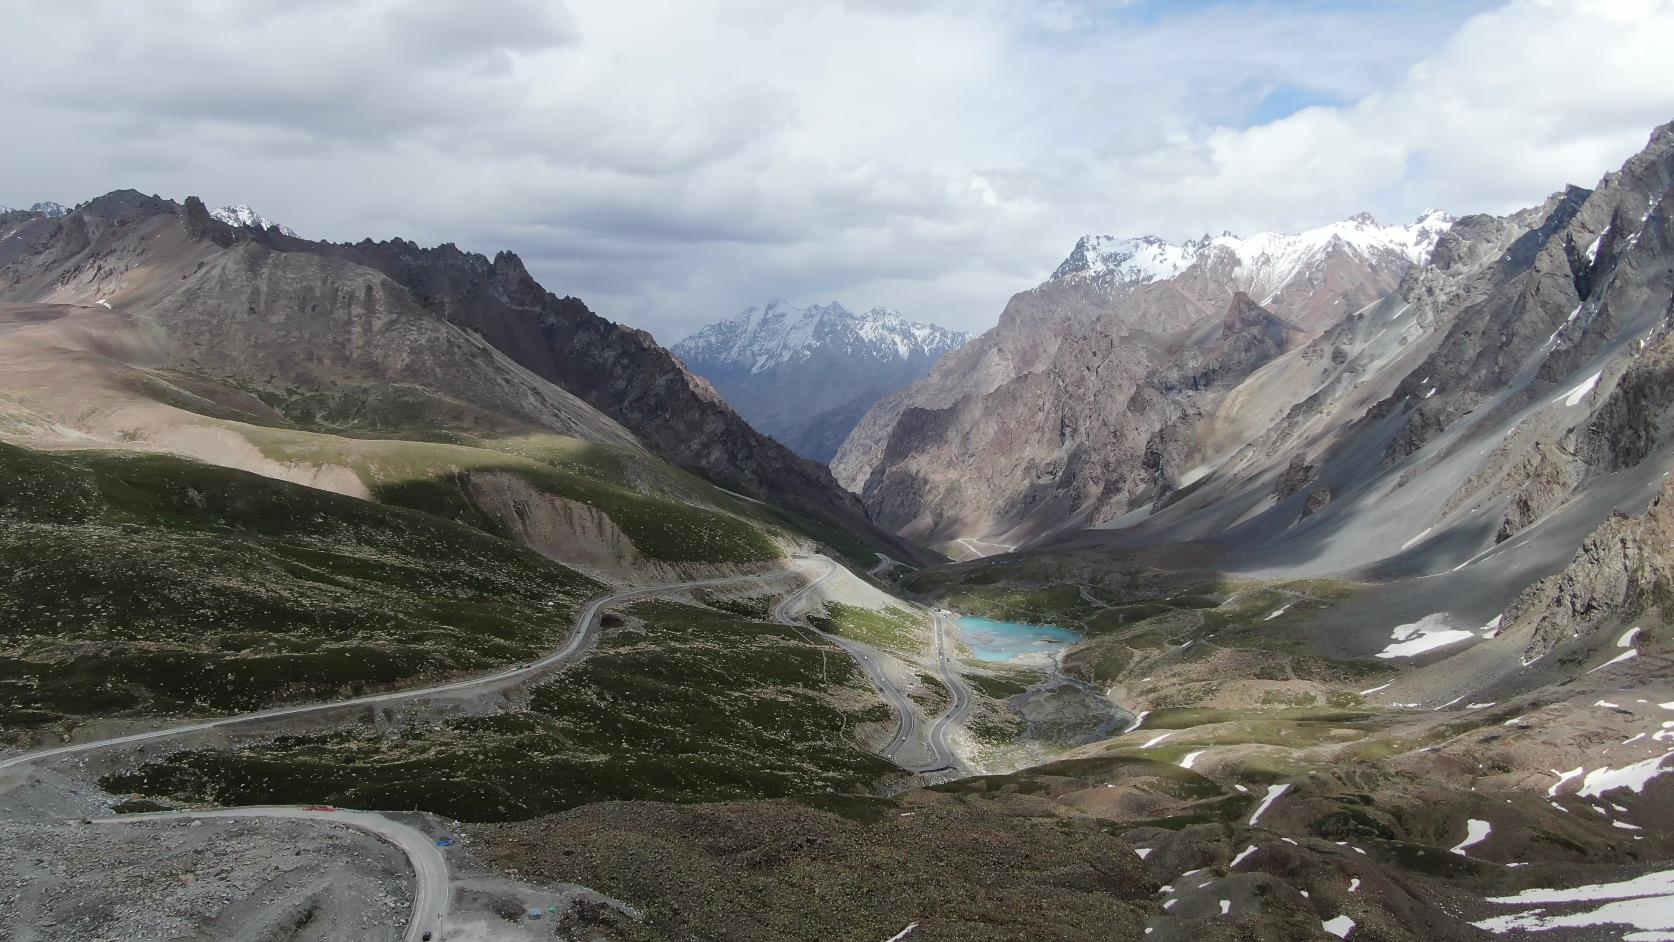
[0,442,601,734]
[809,601,927,655]
[242,430,784,565]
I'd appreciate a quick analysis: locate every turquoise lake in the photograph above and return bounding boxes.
[955,616,1082,664]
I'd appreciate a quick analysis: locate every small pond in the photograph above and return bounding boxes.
[955,616,1082,664]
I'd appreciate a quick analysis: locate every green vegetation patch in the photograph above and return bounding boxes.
[909,671,950,715]
[473,794,1152,942]
[808,602,926,654]
[928,583,1102,628]
[963,670,1033,700]
[695,592,775,619]
[459,432,885,570]
[102,600,899,821]
[1137,706,1377,730]
[0,443,599,732]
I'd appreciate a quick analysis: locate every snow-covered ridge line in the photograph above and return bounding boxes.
[1053,209,1456,288]
[210,204,297,237]
[673,299,969,374]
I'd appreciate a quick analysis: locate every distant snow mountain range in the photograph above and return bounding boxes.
[673,300,968,463]
[0,202,71,218]
[5,200,295,237]
[677,300,967,374]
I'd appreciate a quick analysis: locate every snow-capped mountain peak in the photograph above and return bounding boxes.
[210,204,297,237]
[674,300,969,375]
[1054,210,1458,290]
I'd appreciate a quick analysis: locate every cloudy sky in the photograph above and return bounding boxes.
[3,0,1672,341]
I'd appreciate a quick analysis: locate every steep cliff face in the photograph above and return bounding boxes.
[834,214,1418,544]
[1372,125,1674,468]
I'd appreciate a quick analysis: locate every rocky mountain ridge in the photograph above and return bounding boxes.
[832,210,1443,546]
[0,191,928,565]
[1057,210,1452,287]
[1030,118,1674,630]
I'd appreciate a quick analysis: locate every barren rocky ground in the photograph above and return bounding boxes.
[0,816,411,942]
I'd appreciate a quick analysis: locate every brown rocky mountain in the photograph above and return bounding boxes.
[833,212,1444,547]
[0,191,927,564]
[1029,118,1674,655]
[843,123,1674,574]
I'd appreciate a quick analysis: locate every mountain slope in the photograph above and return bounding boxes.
[834,212,1446,547]
[672,301,967,461]
[0,192,930,568]
[1068,122,1674,578]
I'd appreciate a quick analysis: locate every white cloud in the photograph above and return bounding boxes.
[0,0,1669,342]
[1090,0,1674,235]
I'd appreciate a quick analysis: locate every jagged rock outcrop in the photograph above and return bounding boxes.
[1272,454,1315,502]
[1375,124,1674,466]
[1299,486,1331,519]
[1503,481,1674,663]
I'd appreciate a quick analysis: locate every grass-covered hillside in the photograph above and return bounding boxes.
[0,442,602,737]
[809,601,927,655]
[102,599,902,820]
[243,428,787,566]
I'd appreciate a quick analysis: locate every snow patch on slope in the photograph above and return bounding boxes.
[1476,868,1674,937]
[1375,613,1475,659]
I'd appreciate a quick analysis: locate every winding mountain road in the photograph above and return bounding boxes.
[772,557,921,764]
[91,807,447,942]
[0,568,796,775]
[773,555,972,773]
[0,567,803,941]
[5,554,972,941]
[925,609,975,772]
